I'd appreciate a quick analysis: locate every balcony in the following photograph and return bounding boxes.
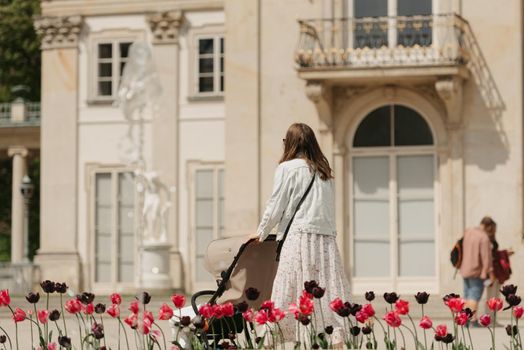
[0,101,41,150]
[0,101,41,127]
[295,13,471,84]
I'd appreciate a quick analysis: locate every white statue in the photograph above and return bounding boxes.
[135,170,172,243]
[117,42,173,243]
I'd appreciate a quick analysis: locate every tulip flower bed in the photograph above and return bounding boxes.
[0,280,522,349]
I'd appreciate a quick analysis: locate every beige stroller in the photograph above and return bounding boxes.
[172,234,280,348]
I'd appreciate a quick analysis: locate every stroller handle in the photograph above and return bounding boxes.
[191,290,216,314]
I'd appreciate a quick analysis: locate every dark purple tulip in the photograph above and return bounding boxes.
[365,291,375,302]
[58,335,71,348]
[54,282,68,294]
[501,285,518,298]
[181,316,191,327]
[415,292,430,305]
[138,291,151,305]
[95,303,106,314]
[506,325,519,337]
[40,280,55,293]
[245,287,260,301]
[26,292,40,304]
[49,309,60,321]
[304,280,319,294]
[506,294,522,307]
[312,287,325,299]
[442,334,454,344]
[325,326,334,335]
[443,293,460,303]
[362,326,372,335]
[383,292,399,304]
[236,301,249,313]
[91,322,104,339]
[0,335,5,344]
[350,326,361,336]
[78,292,95,305]
[299,314,311,326]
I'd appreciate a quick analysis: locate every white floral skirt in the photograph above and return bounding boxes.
[271,231,351,342]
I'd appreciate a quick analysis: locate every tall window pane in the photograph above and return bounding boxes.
[95,173,112,283]
[197,36,225,94]
[118,173,135,283]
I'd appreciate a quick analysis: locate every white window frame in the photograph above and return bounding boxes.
[87,165,138,293]
[347,106,440,295]
[188,24,224,100]
[88,30,144,104]
[187,161,225,292]
[346,0,435,48]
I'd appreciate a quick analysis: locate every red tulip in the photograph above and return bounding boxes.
[37,310,49,324]
[356,310,368,323]
[83,303,94,315]
[479,314,492,327]
[514,306,524,319]
[221,302,235,317]
[107,304,120,318]
[171,294,186,309]
[329,298,344,313]
[0,290,10,306]
[362,303,375,318]
[260,300,275,311]
[144,310,154,323]
[254,309,270,325]
[110,293,122,305]
[65,299,82,314]
[419,316,433,329]
[124,313,138,328]
[383,311,401,328]
[487,297,504,312]
[395,299,409,315]
[12,308,26,323]
[302,290,314,300]
[435,324,447,337]
[140,316,152,335]
[158,303,173,320]
[299,295,314,316]
[455,311,468,326]
[272,308,286,322]
[242,309,255,322]
[288,303,299,319]
[445,298,465,313]
[198,304,214,319]
[129,300,140,314]
[47,343,57,350]
[212,304,224,319]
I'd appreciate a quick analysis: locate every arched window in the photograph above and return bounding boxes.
[350,104,436,292]
[353,105,433,147]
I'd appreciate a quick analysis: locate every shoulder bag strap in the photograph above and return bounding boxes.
[276,172,316,261]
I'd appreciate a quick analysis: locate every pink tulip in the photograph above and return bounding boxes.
[356,310,368,323]
[255,309,270,325]
[514,306,524,319]
[419,316,433,329]
[198,304,214,319]
[107,304,120,318]
[110,293,122,305]
[0,290,10,306]
[158,303,173,320]
[395,299,409,315]
[65,299,82,314]
[445,298,465,313]
[435,324,447,337]
[129,300,140,314]
[383,311,401,328]
[242,309,255,322]
[329,298,344,313]
[12,308,26,323]
[479,314,492,327]
[83,303,94,315]
[455,311,468,326]
[362,303,375,317]
[37,310,49,324]
[487,298,503,312]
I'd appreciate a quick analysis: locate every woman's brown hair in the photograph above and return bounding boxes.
[279,123,333,180]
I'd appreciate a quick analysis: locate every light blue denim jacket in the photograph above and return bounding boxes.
[256,158,337,241]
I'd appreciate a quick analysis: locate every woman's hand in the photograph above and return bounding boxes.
[249,233,262,244]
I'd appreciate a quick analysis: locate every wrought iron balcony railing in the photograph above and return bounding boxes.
[295,13,470,69]
[0,101,41,126]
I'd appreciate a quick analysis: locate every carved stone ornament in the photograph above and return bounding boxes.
[305,81,333,129]
[147,11,184,44]
[34,16,83,50]
[435,77,464,125]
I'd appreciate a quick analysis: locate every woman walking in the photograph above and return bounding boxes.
[255,123,350,346]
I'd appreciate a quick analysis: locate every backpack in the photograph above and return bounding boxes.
[493,250,512,284]
[450,238,464,269]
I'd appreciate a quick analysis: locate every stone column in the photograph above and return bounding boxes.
[8,147,28,263]
[147,11,183,290]
[33,16,82,291]
[224,0,261,237]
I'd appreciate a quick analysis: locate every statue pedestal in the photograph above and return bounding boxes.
[139,241,172,291]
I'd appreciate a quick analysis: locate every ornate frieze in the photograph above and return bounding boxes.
[34,16,83,50]
[147,11,184,45]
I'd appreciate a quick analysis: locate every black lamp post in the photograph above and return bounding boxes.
[20,175,34,262]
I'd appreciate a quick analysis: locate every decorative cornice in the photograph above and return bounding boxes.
[305,81,333,129]
[435,77,464,125]
[147,11,184,45]
[34,16,83,50]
